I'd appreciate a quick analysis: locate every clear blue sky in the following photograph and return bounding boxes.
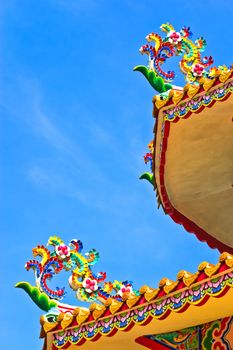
[1,0,233,348]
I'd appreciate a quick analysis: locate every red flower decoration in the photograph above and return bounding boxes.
[192,64,205,76]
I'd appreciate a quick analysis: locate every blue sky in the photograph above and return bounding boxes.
[1,0,233,348]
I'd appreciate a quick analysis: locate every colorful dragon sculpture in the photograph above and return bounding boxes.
[136,23,230,187]
[16,236,138,312]
[134,23,230,93]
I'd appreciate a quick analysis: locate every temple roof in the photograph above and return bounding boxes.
[40,252,233,349]
[151,73,233,253]
[136,23,233,253]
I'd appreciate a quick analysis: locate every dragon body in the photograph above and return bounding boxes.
[160,23,214,83]
[139,40,175,81]
[135,22,230,91]
[17,236,138,311]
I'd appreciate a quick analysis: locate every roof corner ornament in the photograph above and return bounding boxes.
[16,236,139,313]
[134,23,230,93]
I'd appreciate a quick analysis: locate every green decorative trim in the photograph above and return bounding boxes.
[133,66,172,93]
[139,172,154,186]
[15,282,57,312]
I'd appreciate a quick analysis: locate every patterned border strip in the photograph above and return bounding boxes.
[52,271,233,348]
[162,80,233,121]
[152,70,233,117]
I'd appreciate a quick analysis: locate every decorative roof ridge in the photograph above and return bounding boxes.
[152,69,233,116]
[40,251,233,335]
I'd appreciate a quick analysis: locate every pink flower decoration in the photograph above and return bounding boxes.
[56,244,70,259]
[192,64,205,76]
[118,285,133,297]
[168,31,182,44]
[82,278,98,293]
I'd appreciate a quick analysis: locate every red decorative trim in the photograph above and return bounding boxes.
[157,95,233,254]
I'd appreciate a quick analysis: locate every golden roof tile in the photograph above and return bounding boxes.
[220,252,233,267]
[109,299,123,314]
[125,294,141,308]
[61,313,74,329]
[75,308,90,325]
[187,84,200,98]
[92,304,106,320]
[177,270,199,287]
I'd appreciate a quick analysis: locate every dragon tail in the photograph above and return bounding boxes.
[15,281,57,312]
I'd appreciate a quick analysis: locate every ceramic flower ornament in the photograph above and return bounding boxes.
[168,31,182,44]
[55,244,70,259]
[192,63,205,76]
[82,278,98,293]
[118,285,133,297]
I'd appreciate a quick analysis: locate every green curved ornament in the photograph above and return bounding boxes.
[139,172,154,186]
[15,281,57,312]
[133,65,172,93]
